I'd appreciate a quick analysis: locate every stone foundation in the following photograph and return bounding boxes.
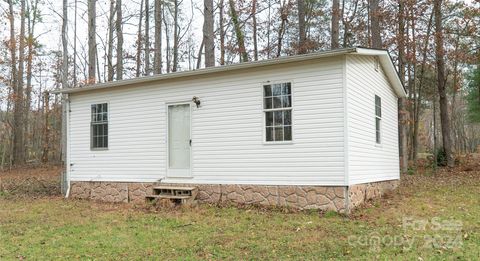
[347,179,399,209]
[69,179,399,213]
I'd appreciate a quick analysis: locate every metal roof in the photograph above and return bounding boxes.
[51,47,406,97]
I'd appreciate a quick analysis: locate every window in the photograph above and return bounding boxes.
[91,103,108,149]
[375,95,381,144]
[264,82,292,142]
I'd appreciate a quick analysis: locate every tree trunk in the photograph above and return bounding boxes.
[342,0,358,48]
[434,0,454,167]
[8,0,24,165]
[136,0,144,77]
[88,0,96,83]
[154,0,162,74]
[172,0,179,72]
[397,1,408,172]
[107,0,115,81]
[331,0,340,49]
[276,0,290,57]
[61,0,68,164]
[297,0,306,54]
[229,0,248,62]
[204,0,215,67]
[369,0,381,48]
[13,0,26,165]
[412,11,433,162]
[252,0,258,61]
[73,0,78,86]
[219,0,225,65]
[25,0,39,147]
[145,0,151,75]
[116,0,123,80]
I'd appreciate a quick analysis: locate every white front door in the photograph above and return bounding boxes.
[167,103,191,177]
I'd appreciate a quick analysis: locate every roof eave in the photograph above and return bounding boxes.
[50,47,358,95]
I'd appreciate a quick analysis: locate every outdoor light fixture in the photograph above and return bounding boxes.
[192,96,201,108]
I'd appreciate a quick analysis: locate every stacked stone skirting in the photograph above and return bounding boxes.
[69,180,399,213]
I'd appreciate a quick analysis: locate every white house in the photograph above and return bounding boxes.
[53,47,407,213]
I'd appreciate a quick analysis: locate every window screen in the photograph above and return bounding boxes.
[264,83,292,142]
[91,103,108,149]
[375,95,381,144]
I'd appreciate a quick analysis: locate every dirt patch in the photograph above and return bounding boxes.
[0,165,62,198]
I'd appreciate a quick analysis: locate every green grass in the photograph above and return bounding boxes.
[0,172,479,260]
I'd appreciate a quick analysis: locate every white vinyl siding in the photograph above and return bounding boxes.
[345,55,400,185]
[68,58,346,185]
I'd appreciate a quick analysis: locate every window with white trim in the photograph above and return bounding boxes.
[375,95,381,144]
[263,82,292,142]
[91,103,108,149]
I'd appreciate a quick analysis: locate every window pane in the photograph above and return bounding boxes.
[273,97,282,108]
[274,111,283,126]
[266,127,274,141]
[264,98,272,109]
[284,126,292,141]
[282,83,291,95]
[95,136,100,148]
[376,118,381,143]
[104,124,108,136]
[282,95,291,108]
[98,124,102,136]
[103,136,108,148]
[284,110,291,125]
[265,111,273,126]
[264,85,272,97]
[375,95,381,117]
[272,85,282,96]
[103,112,108,121]
[274,127,283,141]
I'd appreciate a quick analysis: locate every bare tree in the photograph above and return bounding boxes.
[116,0,124,80]
[297,0,306,54]
[136,0,144,77]
[276,0,290,57]
[88,0,96,83]
[252,0,258,61]
[204,0,215,67]
[73,0,78,86]
[154,0,162,74]
[397,0,408,172]
[434,0,454,167]
[219,0,225,65]
[25,0,40,140]
[172,0,179,72]
[145,0,151,75]
[331,0,340,49]
[369,0,381,48]
[61,0,68,164]
[229,0,248,62]
[341,0,358,48]
[107,0,115,81]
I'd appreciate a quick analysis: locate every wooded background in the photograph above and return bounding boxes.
[0,0,479,170]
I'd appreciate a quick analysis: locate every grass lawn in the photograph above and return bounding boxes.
[0,166,479,260]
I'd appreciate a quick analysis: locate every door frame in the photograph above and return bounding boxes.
[165,101,193,178]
